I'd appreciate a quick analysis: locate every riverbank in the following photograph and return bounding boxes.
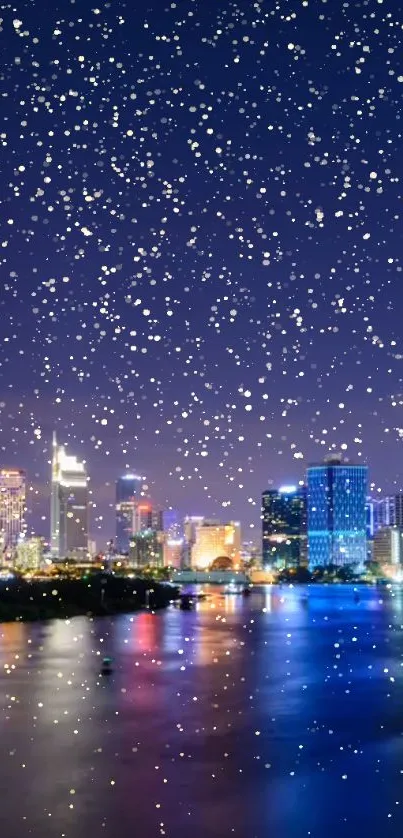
[0,575,178,622]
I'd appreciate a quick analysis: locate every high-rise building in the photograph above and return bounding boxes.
[183,515,205,567]
[163,509,183,540]
[50,434,89,559]
[115,475,164,553]
[366,499,378,539]
[115,474,142,553]
[163,538,184,569]
[191,521,241,570]
[261,485,307,568]
[16,536,44,571]
[129,529,163,567]
[373,527,403,566]
[366,494,403,539]
[131,502,163,534]
[116,474,143,505]
[379,495,403,529]
[0,468,26,549]
[307,457,368,570]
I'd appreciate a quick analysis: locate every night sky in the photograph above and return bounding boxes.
[2,0,403,546]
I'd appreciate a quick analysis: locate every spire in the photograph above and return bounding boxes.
[52,430,57,448]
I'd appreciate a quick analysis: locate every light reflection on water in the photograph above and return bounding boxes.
[0,585,402,838]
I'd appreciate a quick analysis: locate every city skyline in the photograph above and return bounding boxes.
[6,428,403,545]
[3,434,403,552]
[4,436,403,571]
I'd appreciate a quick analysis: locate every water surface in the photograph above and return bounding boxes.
[1,584,403,838]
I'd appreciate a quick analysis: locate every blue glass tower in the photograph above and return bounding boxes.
[307,459,368,570]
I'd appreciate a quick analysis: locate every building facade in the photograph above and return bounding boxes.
[16,537,44,571]
[0,469,26,550]
[129,530,163,567]
[183,515,205,567]
[50,434,89,558]
[163,538,184,569]
[115,474,142,553]
[366,494,403,538]
[373,527,403,566]
[261,486,307,568]
[307,459,367,570]
[191,521,241,570]
[163,509,183,540]
[116,474,163,554]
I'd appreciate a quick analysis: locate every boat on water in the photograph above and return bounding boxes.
[100,656,113,675]
[179,594,195,610]
[224,582,243,595]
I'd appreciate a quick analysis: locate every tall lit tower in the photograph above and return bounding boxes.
[50,433,89,558]
[115,474,142,553]
[307,457,367,570]
[0,469,27,549]
[261,485,307,569]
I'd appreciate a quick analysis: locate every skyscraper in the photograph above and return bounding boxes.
[183,515,205,566]
[163,509,182,539]
[373,527,403,566]
[129,530,164,567]
[261,485,307,569]
[375,494,403,530]
[16,537,44,571]
[116,474,143,505]
[115,474,142,552]
[307,457,368,570]
[0,469,27,549]
[163,537,184,569]
[50,434,89,558]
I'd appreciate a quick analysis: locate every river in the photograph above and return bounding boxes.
[0,584,403,838]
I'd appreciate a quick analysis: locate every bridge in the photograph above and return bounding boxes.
[170,569,274,585]
[170,569,249,585]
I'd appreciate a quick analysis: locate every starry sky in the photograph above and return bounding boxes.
[2,0,403,546]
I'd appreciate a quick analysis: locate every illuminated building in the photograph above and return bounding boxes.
[191,521,241,570]
[373,527,403,566]
[261,485,307,569]
[183,515,205,566]
[88,539,97,558]
[115,469,163,553]
[50,433,89,558]
[367,494,403,540]
[163,538,184,569]
[366,499,378,539]
[382,494,403,528]
[0,468,26,549]
[16,537,44,571]
[163,509,183,539]
[115,474,142,552]
[129,529,163,567]
[376,495,403,531]
[131,502,163,534]
[307,457,368,570]
[241,542,262,567]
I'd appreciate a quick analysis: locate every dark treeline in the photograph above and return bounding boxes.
[275,563,376,584]
[0,574,178,622]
